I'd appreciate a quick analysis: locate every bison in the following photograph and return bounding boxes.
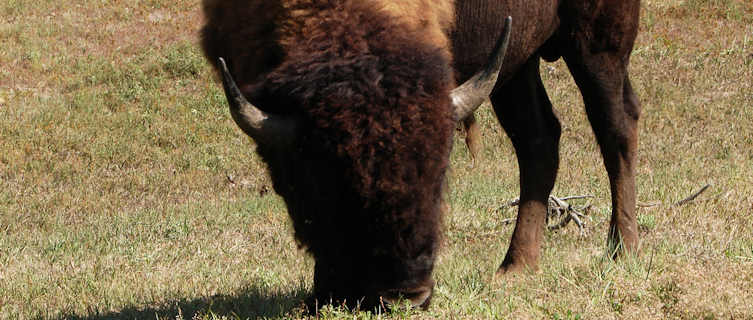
[200,0,641,311]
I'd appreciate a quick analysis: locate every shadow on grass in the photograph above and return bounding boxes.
[53,283,310,320]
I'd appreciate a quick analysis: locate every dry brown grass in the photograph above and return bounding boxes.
[1,0,752,319]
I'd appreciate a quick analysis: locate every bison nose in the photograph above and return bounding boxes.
[380,285,434,310]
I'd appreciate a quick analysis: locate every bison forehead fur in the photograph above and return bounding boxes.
[201,0,456,91]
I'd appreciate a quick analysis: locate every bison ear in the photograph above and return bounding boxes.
[217,57,298,148]
[451,16,512,121]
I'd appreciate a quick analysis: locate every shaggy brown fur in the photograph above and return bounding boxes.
[201,0,643,311]
[201,0,456,97]
[202,0,455,309]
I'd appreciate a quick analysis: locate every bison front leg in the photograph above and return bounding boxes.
[565,64,641,257]
[561,0,642,258]
[491,56,561,274]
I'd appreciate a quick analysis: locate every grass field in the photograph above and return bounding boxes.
[1,0,752,319]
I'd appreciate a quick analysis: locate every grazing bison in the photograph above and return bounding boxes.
[201,0,510,309]
[200,0,641,311]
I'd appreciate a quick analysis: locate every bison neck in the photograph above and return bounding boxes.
[451,0,560,83]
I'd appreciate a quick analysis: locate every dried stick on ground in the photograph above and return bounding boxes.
[673,184,711,207]
[502,195,594,235]
[636,201,661,208]
[547,196,591,235]
[637,184,713,208]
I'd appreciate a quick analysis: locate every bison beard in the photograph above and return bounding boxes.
[202,0,455,310]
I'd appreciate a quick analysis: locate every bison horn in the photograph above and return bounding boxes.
[451,16,512,121]
[218,57,298,147]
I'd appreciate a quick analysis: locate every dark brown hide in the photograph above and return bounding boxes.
[202,0,454,310]
[451,0,641,273]
[200,0,642,311]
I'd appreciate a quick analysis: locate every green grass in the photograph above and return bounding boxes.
[1,0,752,319]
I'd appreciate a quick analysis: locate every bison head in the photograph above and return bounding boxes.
[201,0,510,311]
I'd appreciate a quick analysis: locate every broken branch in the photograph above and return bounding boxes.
[673,184,711,207]
[502,195,593,235]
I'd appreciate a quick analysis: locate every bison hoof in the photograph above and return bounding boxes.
[494,261,539,280]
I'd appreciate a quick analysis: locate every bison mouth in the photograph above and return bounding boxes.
[379,283,434,310]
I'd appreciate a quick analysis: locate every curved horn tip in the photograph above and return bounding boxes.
[450,18,513,121]
[216,56,251,113]
[213,57,298,147]
[217,57,230,79]
[217,57,236,92]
